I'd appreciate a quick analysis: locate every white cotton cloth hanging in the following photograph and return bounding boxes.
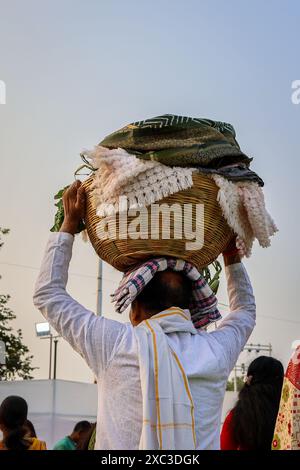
[80,146,278,257]
[212,175,278,256]
[82,146,196,216]
[134,307,197,450]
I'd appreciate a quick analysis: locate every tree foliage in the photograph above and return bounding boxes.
[0,227,35,380]
[226,376,245,392]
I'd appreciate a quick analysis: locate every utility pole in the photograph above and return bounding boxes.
[233,364,246,391]
[244,343,272,356]
[96,259,103,316]
[36,323,60,380]
[231,343,273,390]
[93,259,103,385]
[234,366,237,392]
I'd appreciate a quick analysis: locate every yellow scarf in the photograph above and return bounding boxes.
[0,437,47,451]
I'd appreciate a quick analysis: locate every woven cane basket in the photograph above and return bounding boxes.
[82,173,232,272]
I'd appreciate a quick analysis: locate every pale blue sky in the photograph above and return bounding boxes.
[0,0,299,381]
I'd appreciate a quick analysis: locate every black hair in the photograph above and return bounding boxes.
[0,396,30,450]
[76,422,96,450]
[73,421,91,434]
[134,269,193,315]
[25,419,37,438]
[231,356,284,450]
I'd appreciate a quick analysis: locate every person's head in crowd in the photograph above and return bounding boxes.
[70,421,92,447]
[24,420,37,438]
[130,270,193,326]
[0,396,30,450]
[76,422,96,450]
[231,356,284,450]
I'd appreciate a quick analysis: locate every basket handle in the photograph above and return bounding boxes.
[74,152,97,179]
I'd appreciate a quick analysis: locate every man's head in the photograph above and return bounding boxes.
[130,269,193,326]
[70,420,92,444]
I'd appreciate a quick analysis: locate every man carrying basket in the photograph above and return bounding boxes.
[33,180,256,450]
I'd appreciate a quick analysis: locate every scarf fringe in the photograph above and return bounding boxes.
[83,145,195,217]
[212,175,278,256]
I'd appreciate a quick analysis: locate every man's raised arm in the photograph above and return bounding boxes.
[33,182,125,377]
[210,240,256,373]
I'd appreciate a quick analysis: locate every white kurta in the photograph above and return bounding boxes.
[33,233,256,450]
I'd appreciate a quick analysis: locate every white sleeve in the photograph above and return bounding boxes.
[33,232,125,378]
[210,262,256,373]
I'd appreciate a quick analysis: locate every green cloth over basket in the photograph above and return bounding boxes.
[100,114,263,185]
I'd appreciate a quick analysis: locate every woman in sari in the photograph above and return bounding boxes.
[221,356,284,450]
[272,345,300,450]
[0,396,46,450]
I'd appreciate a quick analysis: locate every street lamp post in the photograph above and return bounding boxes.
[35,322,60,380]
[53,337,59,380]
[49,334,53,380]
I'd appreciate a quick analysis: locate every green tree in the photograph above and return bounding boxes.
[0,228,35,380]
[226,376,245,392]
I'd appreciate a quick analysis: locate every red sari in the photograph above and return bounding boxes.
[220,410,249,450]
[221,410,238,450]
[272,345,300,450]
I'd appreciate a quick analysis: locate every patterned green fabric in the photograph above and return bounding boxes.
[99,114,264,185]
[100,114,251,168]
[88,426,96,450]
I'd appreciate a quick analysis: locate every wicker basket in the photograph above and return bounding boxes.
[82,173,232,272]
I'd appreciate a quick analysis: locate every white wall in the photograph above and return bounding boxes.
[0,379,238,448]
[0,379,97,449]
